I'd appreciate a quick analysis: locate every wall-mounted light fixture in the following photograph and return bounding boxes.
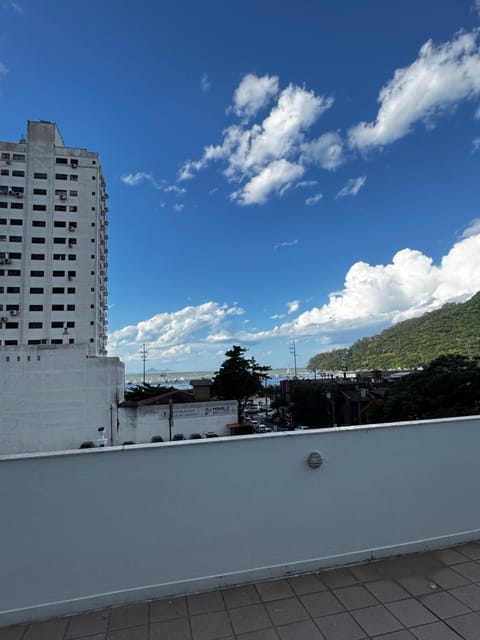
[307,451,323,469]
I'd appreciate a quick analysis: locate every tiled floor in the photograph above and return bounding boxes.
[3,542,480,639]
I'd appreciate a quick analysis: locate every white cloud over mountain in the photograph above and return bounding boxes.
[108,230,480,365]
[349,30,480,150]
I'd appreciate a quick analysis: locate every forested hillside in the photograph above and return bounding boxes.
[307,292,480,371]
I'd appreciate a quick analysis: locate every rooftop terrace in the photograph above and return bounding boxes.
[1,415,480,636]
[2,541,480,639]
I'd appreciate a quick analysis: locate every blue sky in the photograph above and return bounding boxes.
[1,0,480,373]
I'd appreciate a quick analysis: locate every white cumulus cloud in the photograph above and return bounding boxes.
[349,30,480,150]
[461,217,480,238]
[305,192,323,206]
[273,239,298,251]
[300,132,344,169]
[178,74,335,204]
[287,300,300,314]
[0,62,8,77]
[108,302,244,363]
[232,159,304,205]
[336,176,366,198]
[121,172,157,187]
[201,72,211,93]
[472,137,480,152]
[232,73,279,119]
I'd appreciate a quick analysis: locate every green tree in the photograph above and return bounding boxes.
[383,354,480,421]
[210,346,271,421]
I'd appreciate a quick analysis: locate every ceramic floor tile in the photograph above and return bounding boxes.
[222,586,260,608]
[228,604,272,635]
[277,620,324,639]
[300,591,345,617]
[109,603,148,631]
[190,610,232,640]
[332,585,377,610]
[315,611,366,640]
[351,604,404,636]
[365,579,410,603]
[255,580,294,602]
[421,591,470,619]
[448,583,480,610]
[150,596,187,622]
[187,591,225,616]
[410,621,464,640]
[287,573,326,596]
[65,609,110,638]
[447,611,480,640]
[265,597,309,626]
[385,598,437,627]
[150,617,192,640]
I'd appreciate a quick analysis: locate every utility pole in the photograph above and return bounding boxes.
[140,342,147,385]
[289,339,298,378]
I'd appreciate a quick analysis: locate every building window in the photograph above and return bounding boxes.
[52,270,65,277]
[0,202,7,208]
[33,188,47,195]
[69,190,78,197]
[69,206,77,212]
[67,304,75,311]
[29,322,43,329]
[33,205,47,211]
[54,221,66,227]
[31,254,45,260]
[34,173,47,180]
[51,339,63,344]
[69,339,74,344]
[31,237,46,244]
[7,269,21,276]
[6,286,20,293]
[70,175,78,181]
[52,287,64,294]
[29,305,43,311]
[30,271,44,277]
[0,235,6,241]
[11,186,24,194]
[55,174,67,180]
[28,340,41,345]
[67,270,76,279]
[12,154,25,162]
[52,304,64,311]
[1,169,9,176]
[9,236,22,242]
[51,321,63,328]
[0,218,5,224]
[10,219,23,225]
[9,252,20,258]
[29,287,44,294]
[55,158,68,164]
[1,152,10,159]
[66,321,75,328]
[32,220,46,227]
[12,170,25,177]
[67,287,75,294]
[10,203,24,209]
[53,254,66,260]
[5,340,18,345]
[55,205,67,212]
[53,237,66,244]
[5,322,18,329]
[68,254,76,261]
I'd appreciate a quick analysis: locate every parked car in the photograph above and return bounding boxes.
[189,433,202,439]
[151,435,164,442]
[205,432,218,438]
[172,433,185,441]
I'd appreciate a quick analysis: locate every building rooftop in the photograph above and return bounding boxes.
[3,541,480,639]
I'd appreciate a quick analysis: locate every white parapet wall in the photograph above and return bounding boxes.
[0,344,124,454]
[118,400,238,442]
[1,415,480,626]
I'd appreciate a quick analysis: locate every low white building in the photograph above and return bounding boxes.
[0,343,124,454]
[118,395,238,442]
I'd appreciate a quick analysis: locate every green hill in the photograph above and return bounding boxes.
[307,292,480,371]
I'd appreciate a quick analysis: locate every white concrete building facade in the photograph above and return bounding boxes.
[0,120,108,354]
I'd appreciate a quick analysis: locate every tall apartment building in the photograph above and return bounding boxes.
[0,120,108,354]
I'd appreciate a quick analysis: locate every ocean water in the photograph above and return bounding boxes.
[125,368,316,389]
